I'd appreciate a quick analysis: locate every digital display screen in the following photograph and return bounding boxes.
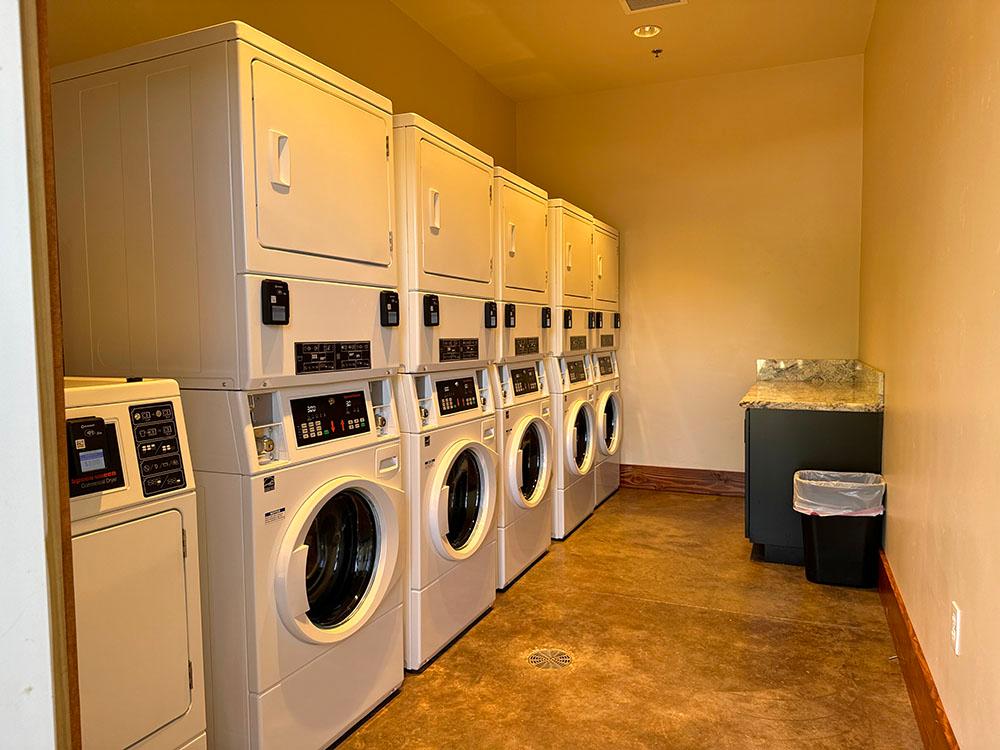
[510,367,539,396]
[598,356,614,376]
[78,449,106,473]
[436,377,479,416]
[291,391,370,447]
[566,359,588,383]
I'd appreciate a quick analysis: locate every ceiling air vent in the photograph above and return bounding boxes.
[620,0,687,12]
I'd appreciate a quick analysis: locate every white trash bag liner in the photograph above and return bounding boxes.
[793,470,885,517]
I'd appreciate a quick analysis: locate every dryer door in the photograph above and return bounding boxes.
[506,416,553,509]
[597,389,623,458]
[275,477,401,645]
[428,439,497,560]
[565,399,597,477]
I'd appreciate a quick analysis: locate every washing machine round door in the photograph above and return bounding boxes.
[275,477,402,645]
[506,416,553,510]
[428,439,497,560]
[565,399,597,477]
[597,389,622,458]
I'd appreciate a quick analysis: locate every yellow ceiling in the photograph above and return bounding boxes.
[389,0,876,101]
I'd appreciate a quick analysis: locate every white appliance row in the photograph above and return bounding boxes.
[52,20,624,750]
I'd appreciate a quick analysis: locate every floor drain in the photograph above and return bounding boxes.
[527,648,573,670]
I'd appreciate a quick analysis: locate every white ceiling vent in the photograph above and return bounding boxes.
[620,0,688,13]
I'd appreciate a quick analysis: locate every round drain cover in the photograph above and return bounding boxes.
[527,648,573,669]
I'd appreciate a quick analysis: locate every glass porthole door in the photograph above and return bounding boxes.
[565,400,596,476]
[506,417,552,509]
[429,439,497,560]
[276,478,402,645]
[598,391,622,457]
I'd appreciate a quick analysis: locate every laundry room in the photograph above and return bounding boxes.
[2,0,997,748]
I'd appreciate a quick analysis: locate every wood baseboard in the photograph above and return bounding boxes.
[878,551,958,749]
[620,464,745,497]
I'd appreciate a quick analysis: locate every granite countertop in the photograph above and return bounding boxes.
[739,359,885,413]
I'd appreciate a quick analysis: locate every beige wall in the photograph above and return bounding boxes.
[46,0,516,165]
[861,2,1000,744]
[517,56,864,471]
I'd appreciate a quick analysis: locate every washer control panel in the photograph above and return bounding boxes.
[597,355,614,376]
[291,391,370,447]
[129,402,186,497]
[566,358,588,384]
[510,366,539,397]
[436,376,479,416]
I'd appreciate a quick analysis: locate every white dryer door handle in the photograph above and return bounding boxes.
[286,544,310,618]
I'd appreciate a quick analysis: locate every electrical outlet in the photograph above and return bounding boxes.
[950,602,962,656]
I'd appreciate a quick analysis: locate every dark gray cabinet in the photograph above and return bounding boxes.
[744,408,883,564]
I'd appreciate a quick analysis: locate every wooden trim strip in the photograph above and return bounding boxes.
[620,464,745,497]
[878,551,958,750]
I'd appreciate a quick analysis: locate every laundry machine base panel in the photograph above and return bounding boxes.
[406,540,497,671]
[498,496,552,588]
[553,473,596,540]
[595,456,621,506]
[250,605,403,750]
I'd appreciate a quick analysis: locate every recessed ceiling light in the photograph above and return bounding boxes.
[633,24,661,38]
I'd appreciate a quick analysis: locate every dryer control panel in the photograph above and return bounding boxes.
[129,402,186,497]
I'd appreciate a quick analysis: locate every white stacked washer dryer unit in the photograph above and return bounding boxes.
[394,113,500,669]
[65,378,206,750]
[52,23,407,749]
[591,351,623,505]
[591,219,622,505]
[492,168,554,587]
[545,355,598,539]
[183,379,405,749]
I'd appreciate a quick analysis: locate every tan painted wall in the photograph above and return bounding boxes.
[517,56,864,471]
[46,0,516,165]
[861,2,1000,744]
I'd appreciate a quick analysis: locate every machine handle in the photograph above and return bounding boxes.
[508,222,517,257]
[429,188,441,232]
[566,242,573,270]
[269,129,290,188]
[597,255,604,279]
[287,545,310,617]
[516,447,524,487]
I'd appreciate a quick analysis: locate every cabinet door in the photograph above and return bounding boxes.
[418,137,493,284]
[73,510,191,749]
[500,182,547,294]
[594,227,619,305]
[252,61,392,267]
[562,210,593,303]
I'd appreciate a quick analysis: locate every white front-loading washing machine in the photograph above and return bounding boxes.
[545,355,598,539]
[395,367,499,669]
[394,114,498,373]
[65,377,207,750]
[492,359,554,588]
[591,351,623,506]
[52,22,403,390]
[182,378,405,749]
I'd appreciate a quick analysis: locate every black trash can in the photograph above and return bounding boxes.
[793,471,886,589]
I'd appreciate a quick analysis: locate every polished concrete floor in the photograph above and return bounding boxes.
[341,489,921,749]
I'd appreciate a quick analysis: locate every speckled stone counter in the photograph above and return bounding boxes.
[739,359,884,412]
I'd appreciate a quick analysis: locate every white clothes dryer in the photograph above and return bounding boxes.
[548,200,596,358]
[52,23,402,389]
[396,368,499,669]
[65,377,206,750]
[591,352,623,506]
[592,219,621,353]
[394,114,498,372]
[182,378,405,749]
[544,356,598,539]
[493,360,554,588]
